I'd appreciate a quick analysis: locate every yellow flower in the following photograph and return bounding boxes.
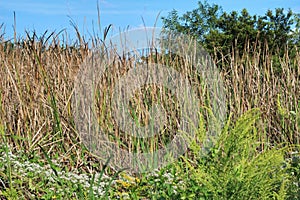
[121,173,139,183]
[116,179,132,188]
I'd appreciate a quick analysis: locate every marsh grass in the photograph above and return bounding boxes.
[106,109,300,199]
[0,22,299,199]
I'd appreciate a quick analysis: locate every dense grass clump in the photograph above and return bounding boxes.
[120,109,299,199]
[0,23,299,199]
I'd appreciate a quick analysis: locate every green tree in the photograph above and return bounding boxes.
[162,1,221,43]
[260,8,294,50]
[291,13,300,46]
[162,1,298,68]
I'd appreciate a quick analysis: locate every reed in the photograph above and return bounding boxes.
[0,24,299,198]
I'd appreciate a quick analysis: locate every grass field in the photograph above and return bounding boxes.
[0,23,299,199]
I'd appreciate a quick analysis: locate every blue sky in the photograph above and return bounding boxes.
[1,0,299,42]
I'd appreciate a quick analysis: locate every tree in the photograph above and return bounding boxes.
[162,1,298,66]
[162,1,221,43]
[290,13,300,45]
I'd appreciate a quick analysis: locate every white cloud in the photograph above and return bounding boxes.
[1,1,69,15]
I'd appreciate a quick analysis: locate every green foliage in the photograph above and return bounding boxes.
[1,107,299,199]
[0,145,116,199]
[162,1,298,67]
[110,109,300,199]
[178,109,291,199]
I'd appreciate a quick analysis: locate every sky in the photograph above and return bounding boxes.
[0,0,299,42]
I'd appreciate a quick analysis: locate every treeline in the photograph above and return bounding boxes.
[162,1,300,68]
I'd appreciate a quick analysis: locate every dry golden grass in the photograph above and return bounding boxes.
[0,30,91,170]
[0,27,299,173]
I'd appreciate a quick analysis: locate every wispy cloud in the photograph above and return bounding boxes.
[97,0,115,8]
[95,1,161,16]
[100,10,159,15]
[1,0,162,19]
[292,6,300,12]
[1,1,71,16]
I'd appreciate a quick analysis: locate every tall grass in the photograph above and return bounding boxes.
[0,23,299,198]
[216,41,300,144]
[127,109,298,199]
